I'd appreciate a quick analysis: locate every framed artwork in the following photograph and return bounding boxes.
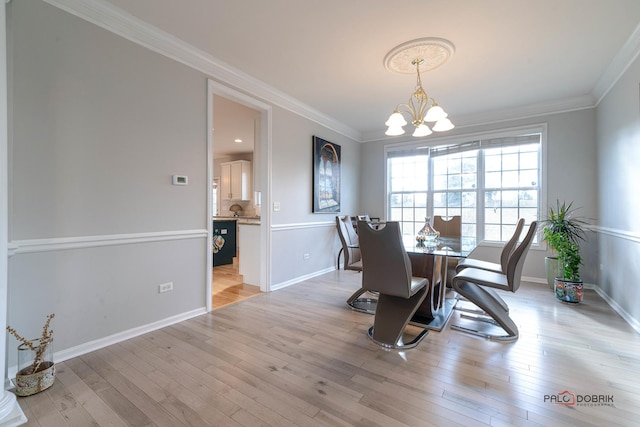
[312,136,341,213]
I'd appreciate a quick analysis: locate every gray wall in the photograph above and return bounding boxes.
[360,109,599,282]
[596,50,640,326]
[270,107,360,286]
[7,0,207,365]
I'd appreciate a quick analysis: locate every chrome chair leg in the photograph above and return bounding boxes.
[346,288,377,314]
[451,280,519,341]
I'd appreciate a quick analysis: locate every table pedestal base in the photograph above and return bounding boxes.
[411,298,457,331]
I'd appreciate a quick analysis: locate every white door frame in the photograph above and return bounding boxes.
[206,80,272,311]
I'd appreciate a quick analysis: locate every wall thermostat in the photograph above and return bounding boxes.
[172,175,188,186]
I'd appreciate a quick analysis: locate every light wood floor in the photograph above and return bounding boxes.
[17,270,640,426]
[212,257,261,310]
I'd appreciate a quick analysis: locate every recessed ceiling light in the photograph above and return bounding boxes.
[234,139,242,143]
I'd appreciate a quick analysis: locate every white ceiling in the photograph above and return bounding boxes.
[106,0,640,143]
[213,95,260,157]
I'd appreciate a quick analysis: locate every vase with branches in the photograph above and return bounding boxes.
[6,313,56,396]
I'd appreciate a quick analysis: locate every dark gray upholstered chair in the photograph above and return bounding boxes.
[433,215,461,288]
[357,221,429,349]
[456,217,525,275]
[451,221,538,341]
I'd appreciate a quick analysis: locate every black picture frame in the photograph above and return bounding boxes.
[312,136,341,213]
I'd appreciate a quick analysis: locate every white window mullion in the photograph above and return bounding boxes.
[476,149,485,241]
[427,156,434,220]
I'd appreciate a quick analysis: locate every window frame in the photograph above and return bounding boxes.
[383,123,547,247]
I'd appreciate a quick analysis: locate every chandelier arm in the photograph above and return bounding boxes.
[393,103,413,116]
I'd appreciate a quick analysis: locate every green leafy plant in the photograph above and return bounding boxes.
[542,200,588,282]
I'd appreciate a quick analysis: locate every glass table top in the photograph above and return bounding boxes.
[402,235,476,258]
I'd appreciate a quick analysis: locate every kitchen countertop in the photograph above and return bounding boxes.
[213,216,261,225]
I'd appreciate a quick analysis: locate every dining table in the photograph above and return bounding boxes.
[402,235,476,331]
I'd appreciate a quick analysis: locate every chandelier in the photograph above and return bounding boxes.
[384,38,455,137]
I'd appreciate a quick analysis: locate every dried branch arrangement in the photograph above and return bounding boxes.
[6,313,55,374]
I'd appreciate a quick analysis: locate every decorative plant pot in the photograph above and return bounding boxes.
[544,256,561,290]
[12,338,55,396]
[555,278,583,303]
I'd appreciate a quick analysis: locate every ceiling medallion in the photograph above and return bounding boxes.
[384,37,455,75]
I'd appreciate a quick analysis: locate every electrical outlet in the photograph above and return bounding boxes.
[303,253,310,260]
[158,282,173,293]
[273,201,281,211]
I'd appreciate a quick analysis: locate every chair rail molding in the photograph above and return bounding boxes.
[271,221,334,232]
[8,229,208,256]
[40,0,361,142]
[594,225,640,243]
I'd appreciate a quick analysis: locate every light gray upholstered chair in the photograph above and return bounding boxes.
[357,221,429,349]
[350,215,378,232]
[433,215,461,288]
[456,217,525,275]
[433,215,461,238]
[454,218,525,313]
[451,221,538,341]
[336,216,377,313]
[336,215,362,272]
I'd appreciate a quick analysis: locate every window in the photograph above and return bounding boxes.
[388,152,429,239]
[386,127,543,243]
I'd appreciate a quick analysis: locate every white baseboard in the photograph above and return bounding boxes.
[271,266,337,291]
[522,275,546,285]
[5,307,207,387]
[593,286,640,335]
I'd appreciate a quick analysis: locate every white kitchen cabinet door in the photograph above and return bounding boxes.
[220,160,251,200]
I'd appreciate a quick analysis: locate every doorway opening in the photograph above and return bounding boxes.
[206,80,271,312]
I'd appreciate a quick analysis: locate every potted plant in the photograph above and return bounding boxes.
[541,201,588,303]
[6,314,56,396]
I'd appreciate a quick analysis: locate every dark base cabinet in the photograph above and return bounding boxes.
[213,220,237,266]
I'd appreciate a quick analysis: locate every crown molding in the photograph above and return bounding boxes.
[41,0,362,142]
[361,94,595,143]
[592,21,640,104]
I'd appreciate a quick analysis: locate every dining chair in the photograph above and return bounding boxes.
[433,215,461,238]
[433,215,461,288]
[336,215,362,272]
[357,221,429,349]
[453,218,525,314]
[450,221,538,341]
[336,216,377,313]
[456,218,525,275]
[350,214,377,233]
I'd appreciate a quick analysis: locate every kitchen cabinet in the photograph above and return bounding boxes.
[238,223,261,286]
[220,160,252,200]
